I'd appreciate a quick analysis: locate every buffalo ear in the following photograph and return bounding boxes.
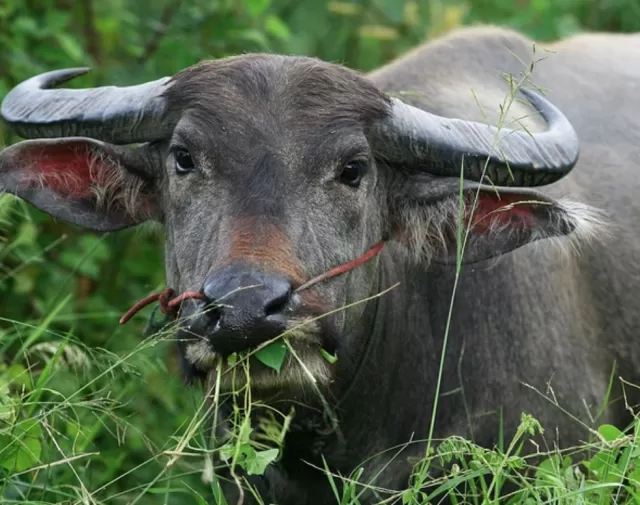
[389,175,604,265]
[0,137,160,231]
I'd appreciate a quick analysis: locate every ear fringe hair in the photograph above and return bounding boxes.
[391,193,610,266]
[18,143,155,221]
[525,199,612,261]
[87,147,152,220]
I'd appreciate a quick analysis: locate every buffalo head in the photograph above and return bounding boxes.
[0,55,589,398]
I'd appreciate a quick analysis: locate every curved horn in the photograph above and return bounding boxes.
[374,87,579,187]
[1,68,173,145]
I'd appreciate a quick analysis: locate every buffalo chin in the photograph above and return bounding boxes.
[184,317,336,398]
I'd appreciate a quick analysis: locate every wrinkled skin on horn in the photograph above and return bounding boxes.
[0,38,601,505]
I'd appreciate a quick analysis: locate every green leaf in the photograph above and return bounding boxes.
[227,353,238,367]
[378,0,406,24]
[532,0,551,12]
[234,29,269,49]
[7,363,33,391]
[587,449,614,474]
[0,380,16,424]
[327,2,362,16]
[66,420,94,453]
[265,15,290,40]
[59,249,99,278]
[218,443,236,463]
[14,221,37,247]
[238,418,254,445]
[79,235,110,262]
[0,419,42,472]
[12,270,35,295]
[245,0,270,16]
[599,424,625,442]
[629,465,640,484]
[320,348,338,364]
[55,33,84,62]
[245,448,279,475]
[255,342,287,373]
[12,16,38,35]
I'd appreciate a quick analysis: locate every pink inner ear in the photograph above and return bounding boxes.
[23,142,98,198]
[465,191,538,233]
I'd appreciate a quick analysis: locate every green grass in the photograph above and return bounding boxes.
[2,319,640,505]
[0,303,210,503]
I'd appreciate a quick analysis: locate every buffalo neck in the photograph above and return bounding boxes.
[319,248,452,476]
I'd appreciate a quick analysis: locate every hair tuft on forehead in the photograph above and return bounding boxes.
[162,54,391,131]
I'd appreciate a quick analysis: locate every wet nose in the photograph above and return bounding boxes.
[201,265,293,355]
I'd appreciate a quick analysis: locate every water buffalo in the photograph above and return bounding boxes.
[2,25,640,504]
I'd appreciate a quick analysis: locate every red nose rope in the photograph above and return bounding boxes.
[119,238,387,325]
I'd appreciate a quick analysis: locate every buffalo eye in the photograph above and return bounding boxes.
[173,148,195,174]
[340,160,366,188]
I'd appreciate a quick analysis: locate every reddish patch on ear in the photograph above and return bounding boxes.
[22,142,101,197]
[224,218,306,286]
[465,191,538,233]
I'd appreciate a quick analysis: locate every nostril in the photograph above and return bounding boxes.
[202,303,222,322]
[264,285,292,316]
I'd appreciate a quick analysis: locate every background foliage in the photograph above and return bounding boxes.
[1,0,638,503]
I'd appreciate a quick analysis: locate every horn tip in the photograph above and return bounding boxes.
[43,67,92,87]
